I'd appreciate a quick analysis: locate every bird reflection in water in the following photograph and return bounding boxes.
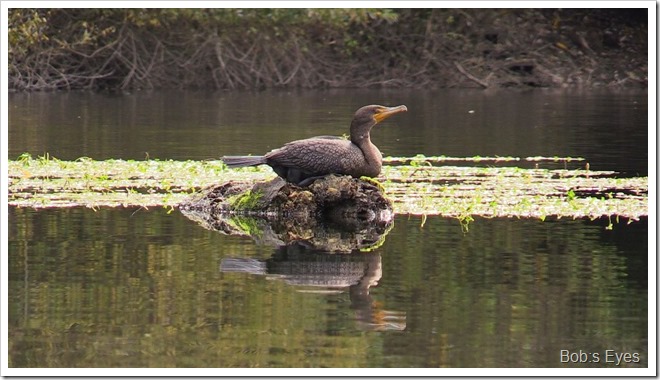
[220,243,406,331]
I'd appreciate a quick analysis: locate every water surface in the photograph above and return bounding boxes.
[7,89,649,368]
[8,208,647,368]
[9,88,647,174]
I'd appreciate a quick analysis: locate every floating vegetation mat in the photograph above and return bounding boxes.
[8,155,647,224]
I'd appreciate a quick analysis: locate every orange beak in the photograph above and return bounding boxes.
[373,105,408,123]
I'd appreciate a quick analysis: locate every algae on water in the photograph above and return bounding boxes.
[7,155,648,225]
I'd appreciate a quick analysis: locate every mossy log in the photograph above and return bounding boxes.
[179,175,394,251]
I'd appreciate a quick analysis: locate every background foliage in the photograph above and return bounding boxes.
[9,8,648,90]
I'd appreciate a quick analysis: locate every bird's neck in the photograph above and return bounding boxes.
[352,133,381,166]
[349,121,374,147]
[350,121,381,165]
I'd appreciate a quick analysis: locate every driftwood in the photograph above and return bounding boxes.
[454,61,489,88]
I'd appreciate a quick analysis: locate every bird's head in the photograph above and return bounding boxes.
[350,104,407,143]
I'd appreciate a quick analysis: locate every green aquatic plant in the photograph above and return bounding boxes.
[228,190,264,211]
[226,215,265,237]
[409,154,432,167]
[359,176,386,193]
[17,152,33,165]
[6,154,647,229]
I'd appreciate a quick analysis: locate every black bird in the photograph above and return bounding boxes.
[221,104,407,186]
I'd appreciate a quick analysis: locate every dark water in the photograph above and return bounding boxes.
[9,88,647,174]
[7,89,649,369]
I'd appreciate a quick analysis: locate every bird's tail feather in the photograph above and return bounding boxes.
[221,155,267,168]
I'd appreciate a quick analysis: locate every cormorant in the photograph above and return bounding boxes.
[221,104,407,186]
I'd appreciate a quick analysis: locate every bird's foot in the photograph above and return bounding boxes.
[297,175,328,187]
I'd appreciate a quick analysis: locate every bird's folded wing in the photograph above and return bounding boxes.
[266,138,353,173]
